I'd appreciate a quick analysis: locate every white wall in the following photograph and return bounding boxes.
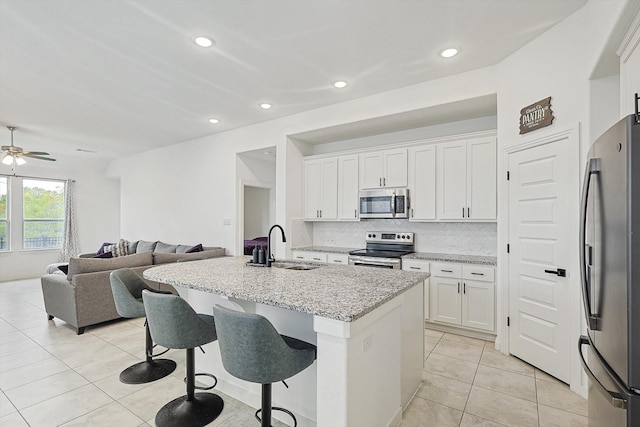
[0,157,120,281]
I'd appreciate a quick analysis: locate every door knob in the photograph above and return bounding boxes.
[544,268,566,277]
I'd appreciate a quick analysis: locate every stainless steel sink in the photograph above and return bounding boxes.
[271,261,321,271]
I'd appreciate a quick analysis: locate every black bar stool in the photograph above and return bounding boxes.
[142,290,224,427]
[213,304,316,427]
[109,268,176,384]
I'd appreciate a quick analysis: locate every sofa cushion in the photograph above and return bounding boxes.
[128,240,139,254]
[153,249,225,265]
[155,241,179,253]
[136,240,157,253]
[176,244,192,254]
[67,251,153,280]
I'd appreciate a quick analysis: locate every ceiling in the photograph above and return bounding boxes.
[0,0,588,162]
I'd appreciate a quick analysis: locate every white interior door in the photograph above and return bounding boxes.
[507,139,574,383]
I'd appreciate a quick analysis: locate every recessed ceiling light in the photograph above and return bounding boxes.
[259,103,272,110]
[194,36,214,48]
[440,48,459,58]
[334,81,348,89]
[208,118,220,124]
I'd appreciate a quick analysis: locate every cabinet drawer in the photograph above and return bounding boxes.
[431,262,462,278]
[462,265,495,282]
[327,253,349,264]
[291,251,309,261]
[402,259,430,272]
[307,252,328,263]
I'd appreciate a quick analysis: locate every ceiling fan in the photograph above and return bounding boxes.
[1,126,56,165]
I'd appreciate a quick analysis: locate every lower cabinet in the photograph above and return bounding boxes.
[429,262,495,333]
[401,259,430,321]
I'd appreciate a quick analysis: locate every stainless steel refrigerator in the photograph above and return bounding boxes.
[580,114,640,427]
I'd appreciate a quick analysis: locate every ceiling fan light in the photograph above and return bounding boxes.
[15,157,26,165]
[2,154,14,165]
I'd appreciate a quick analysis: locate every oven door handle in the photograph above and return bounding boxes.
[349,256,400,268]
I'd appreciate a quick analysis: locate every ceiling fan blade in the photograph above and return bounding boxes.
[22,151,50,156]
[23,155,56,161]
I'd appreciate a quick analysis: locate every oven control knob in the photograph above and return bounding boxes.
[367,234,371,238]
[372,234,376,238]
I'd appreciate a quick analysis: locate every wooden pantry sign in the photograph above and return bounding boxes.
[519,96,554,134]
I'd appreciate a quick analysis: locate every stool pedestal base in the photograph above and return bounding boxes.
[155,393,224,427]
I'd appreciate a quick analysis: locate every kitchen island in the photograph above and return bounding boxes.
[144,256,428,427]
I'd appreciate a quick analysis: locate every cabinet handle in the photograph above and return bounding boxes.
[313,257,321,261]
[316,210,319,218]
[379,177,382,187]
[462,207,465,218]
[409,266,421,270]
[463,283,466,294]
[467,207,470,218]
[411,208,414,218]
[334,260,343,263]
[458,282,460,294]
[383,177,386,186]
[354,209,357,218]
[471,272,484,276]
[441,269,453,273]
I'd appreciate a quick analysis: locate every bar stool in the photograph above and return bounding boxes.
[212,304,316,427]
[142,290,224,427]
[109,268,176,384]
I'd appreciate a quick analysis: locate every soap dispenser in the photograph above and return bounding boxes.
[252,244,259,264]
[258,245,266,265]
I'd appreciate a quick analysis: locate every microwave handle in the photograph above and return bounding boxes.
[391,193,396,217]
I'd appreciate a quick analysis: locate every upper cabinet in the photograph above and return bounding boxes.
[436,137,496,221]
[408,145,436,221]
[359,148,408,189]
[337,155,360,221]
[304,158,338,221]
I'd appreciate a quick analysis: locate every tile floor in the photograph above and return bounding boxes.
[0,278,587,427]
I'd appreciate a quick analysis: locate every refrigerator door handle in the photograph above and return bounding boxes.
[580,158,601,330]
[578,335,627,409]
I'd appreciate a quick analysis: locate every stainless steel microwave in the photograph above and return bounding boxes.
[359,188,409,219]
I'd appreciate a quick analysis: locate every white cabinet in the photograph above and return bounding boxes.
[304,158,338,220]
[437,137,496,220]
[408,145,436,221]
[429,262,495,332]
[291,251,309,261]
[359,148,408,189]
[337,155,359,220]
[402,258,430,321]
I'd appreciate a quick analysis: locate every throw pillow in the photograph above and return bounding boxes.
[112,239,129,257]
[128,240,139,254]
[97,242,115,255]
[93,251,113,259]
[176,244,192,254]
[58,265,69,274]
[186,243,203,253]
[136,240,158,253]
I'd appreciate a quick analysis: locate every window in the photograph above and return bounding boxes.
[0,177,8,251]
[22,179,65,249]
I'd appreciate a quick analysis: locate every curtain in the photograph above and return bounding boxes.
[60,179,80,261]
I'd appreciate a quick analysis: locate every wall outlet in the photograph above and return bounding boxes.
[363,334,374,353]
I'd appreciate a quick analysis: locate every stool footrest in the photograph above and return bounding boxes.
[255,406,297,427]
[184,372,218,390]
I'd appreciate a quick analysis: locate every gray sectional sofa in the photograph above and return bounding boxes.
[40,240,225,334]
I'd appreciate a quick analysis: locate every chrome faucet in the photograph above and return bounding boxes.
[266,224,287,267]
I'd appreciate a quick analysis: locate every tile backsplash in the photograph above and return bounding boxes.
[309,219,497,256]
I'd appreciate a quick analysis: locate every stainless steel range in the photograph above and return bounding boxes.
[348,232,415,269]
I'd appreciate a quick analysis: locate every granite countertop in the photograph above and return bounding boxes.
[291,246,359,254]
[403,252,497,266]
[144,256,429,322]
